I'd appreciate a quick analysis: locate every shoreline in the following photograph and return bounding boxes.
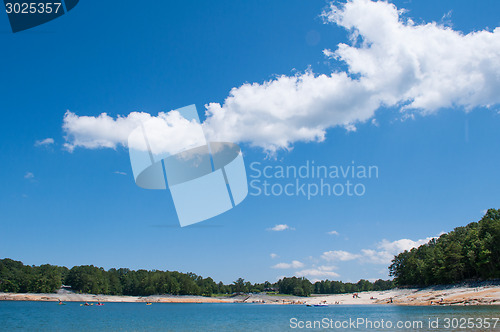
[1,283,499,306]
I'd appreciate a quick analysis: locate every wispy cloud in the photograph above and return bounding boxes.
[272,260,304,269]
[114,171,127,175]
[268,224,294,232]
[270,253,279,259]
[327,230,339,236]
[270,232,441,280]
[34,138,54,147]
[295,265,340,279]
[321,250,361,262]
[24,172,34,179]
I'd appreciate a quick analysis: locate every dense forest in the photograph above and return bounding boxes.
[390,209,500,286]
[0,259,392,296]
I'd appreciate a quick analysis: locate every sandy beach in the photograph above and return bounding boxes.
[1,283,498,306]
[302,284,500,306]
[0,291,233,304]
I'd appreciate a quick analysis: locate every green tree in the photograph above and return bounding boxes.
[390,209,500,286]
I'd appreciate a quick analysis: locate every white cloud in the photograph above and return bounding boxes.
[321,250,361,262]
[34,138,54,146]
[322,49,335,58]
[360,237,437,264]
[327,230,339,236]
[202,0,500,152]
[63,111,147,151]
[24,172,34,179]
[295,265,340,278]
[377,237,434,254]
[272,260,304,269]
[320,235,438,266]
[62,0,500,153]
[298,233,440,279]
[203,70,377,152]
[360,249,391,265]
[62,110,205,154]
[325,0,500,111]
[268,224,294,231]
[114,171,127,175]
[270,253,279,259]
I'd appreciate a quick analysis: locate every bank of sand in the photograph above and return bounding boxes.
[300,284,500,306]
[0,292,233,303]
[1,283,499,305]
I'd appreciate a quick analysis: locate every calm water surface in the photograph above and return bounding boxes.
[0,302,498,331]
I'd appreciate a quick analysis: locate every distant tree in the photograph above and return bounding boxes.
[277,277,313,296]
[233,278,246,293]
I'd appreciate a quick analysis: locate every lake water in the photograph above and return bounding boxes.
[0,302,498,331]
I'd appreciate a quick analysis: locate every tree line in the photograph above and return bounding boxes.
[0,259,68,293]
[0,258,393,296]
[5,209,493,295]
[389,209,500,286]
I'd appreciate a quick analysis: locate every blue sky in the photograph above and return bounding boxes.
[1,0,499,284]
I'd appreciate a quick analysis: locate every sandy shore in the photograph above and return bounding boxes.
[0,292,233,303]
[1,283,498,305]
[301,284,500,306]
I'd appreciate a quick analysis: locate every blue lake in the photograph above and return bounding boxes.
[0,302,498,331]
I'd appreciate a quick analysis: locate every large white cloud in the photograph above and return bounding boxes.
[203,71,377,152]
[63,111,148,151]
[63,110,205,154]
[62,0,500,153]
[324,0,500,112]
[203,0,500,151]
